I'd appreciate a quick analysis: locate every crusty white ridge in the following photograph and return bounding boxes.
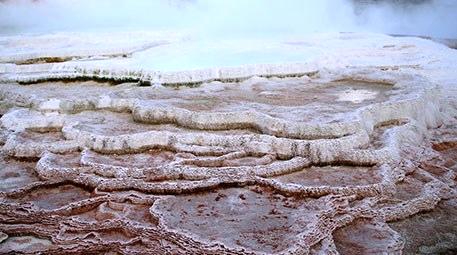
[0,32,456,254]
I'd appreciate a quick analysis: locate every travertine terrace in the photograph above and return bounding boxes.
[0,32,456,254]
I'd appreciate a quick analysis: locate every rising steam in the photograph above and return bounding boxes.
[0,0,456,38]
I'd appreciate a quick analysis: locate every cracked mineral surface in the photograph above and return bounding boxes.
[0,32,457,254]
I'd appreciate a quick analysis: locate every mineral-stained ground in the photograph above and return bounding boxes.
[0,32,456,254]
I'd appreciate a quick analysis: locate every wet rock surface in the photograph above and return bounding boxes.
[0,64,456,254]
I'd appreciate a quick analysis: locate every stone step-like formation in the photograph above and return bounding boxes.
[0,66,456,254]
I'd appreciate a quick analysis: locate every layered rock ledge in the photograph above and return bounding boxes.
[0,32,456,254]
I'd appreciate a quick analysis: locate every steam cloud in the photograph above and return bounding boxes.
[0,0,456,38]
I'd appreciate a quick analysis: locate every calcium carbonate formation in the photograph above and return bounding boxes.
[0,32,456,254]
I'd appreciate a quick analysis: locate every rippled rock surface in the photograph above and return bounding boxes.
[0,32,457,254]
